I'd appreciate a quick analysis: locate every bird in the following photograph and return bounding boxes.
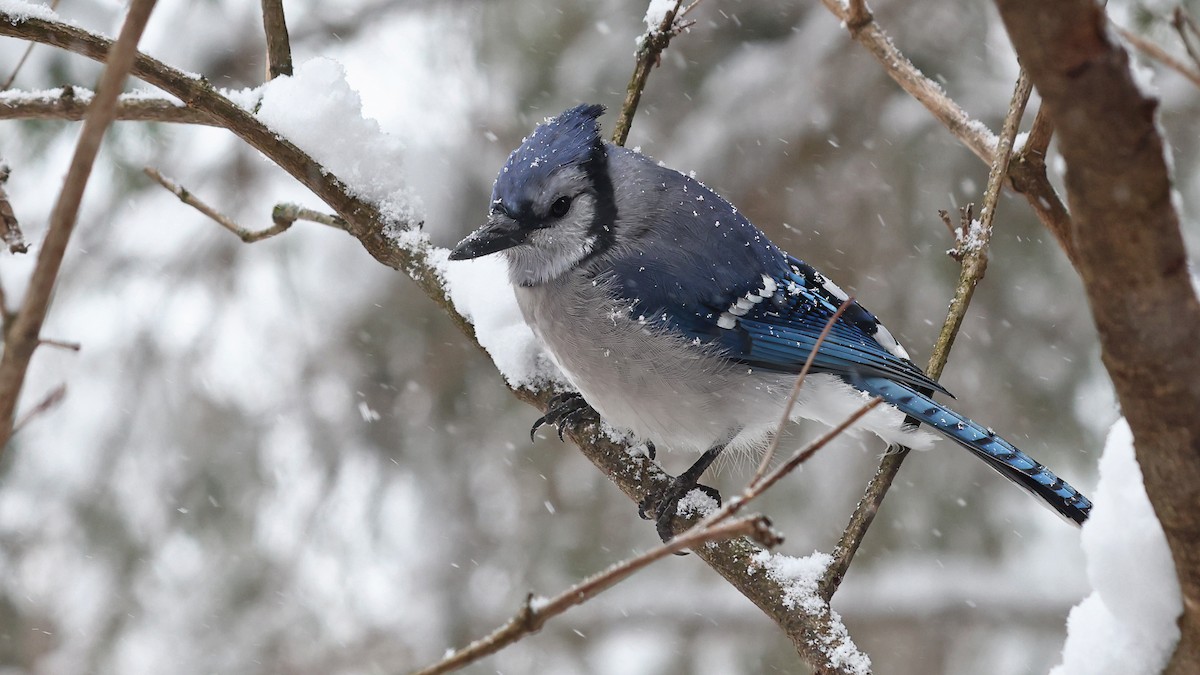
[449,103,1092,541]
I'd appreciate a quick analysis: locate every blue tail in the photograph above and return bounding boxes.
[848,375,1092,525]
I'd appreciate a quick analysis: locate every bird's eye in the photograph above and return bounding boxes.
[550,196,572,218]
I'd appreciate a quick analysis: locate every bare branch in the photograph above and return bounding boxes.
[1112,20,1200,88]
[1019,104,1055,162]
[750,298,856,486]
[819,0,995,163]
[145,169,350,242]
[995,0,1200,668]
[38,338,80,351]
[0,0,62,90]
[271,203,347,231]
[611,0,697,147]
[413,515,775,675]
[820,69,1033,599]
[818,0,1079,267]
[846,0,872,33]
[0,9,880,669]
[260,0,293,80]
[0,0,159,450]
[12,383,66,433]
[1175,7,1200,71]
[0,162,27,254]
[0,87,218,125]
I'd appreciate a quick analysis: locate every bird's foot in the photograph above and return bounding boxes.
[638,478,723,545]
[530,392,597,441]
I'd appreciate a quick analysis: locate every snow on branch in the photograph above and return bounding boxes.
[0,7,877,673]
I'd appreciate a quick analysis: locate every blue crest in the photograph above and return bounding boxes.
[492,104,606,217]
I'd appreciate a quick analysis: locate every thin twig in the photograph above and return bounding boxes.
[38,338,81,351]
[736,398,885,516]
[0,162,26,254]
[260,0,293,79]
[425,389,886,675]
[1112,20,1200,88]
[1019,104,1055,161]
[611,0,696,147]
[0,10,873,670]
[145,166,292,243]
[12,383,66,433]
[750,297,856,486]
[818,0,1079,267]
[0,0,62,90]
[0,0,159,450]
[271,203,348,231]
[413,515,775,675]
[0,88,219,126]
[819,70,1033,599]
[846,0,872,33]
[1175,7,1200,71]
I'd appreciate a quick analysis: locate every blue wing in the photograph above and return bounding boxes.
[597,165,1089,524]
[602,182,946,395]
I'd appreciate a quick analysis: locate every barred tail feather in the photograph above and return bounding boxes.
[849,375,1093,525]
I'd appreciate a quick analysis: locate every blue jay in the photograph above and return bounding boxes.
[450,104,1092,541]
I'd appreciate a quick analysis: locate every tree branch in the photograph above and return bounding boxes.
[1111,20,1200,88]
[994,1,1200,670]
[260,0,293,80]
[818,0,1079,267]
[0,162,26,254]
[610,0,697,146]
[820,69,1033,599]
[0,0,159,449]
[0,87,219,125]
[143,166,344,242]
[0,10,873,670]
[414,515,777,675]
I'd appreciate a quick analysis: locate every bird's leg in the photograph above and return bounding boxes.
[639,442,725,543]
[530,392,597,441]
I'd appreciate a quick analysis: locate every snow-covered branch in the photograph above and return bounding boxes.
[0,7,875,673]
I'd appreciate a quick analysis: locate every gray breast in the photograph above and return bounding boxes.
[513,271,797,454]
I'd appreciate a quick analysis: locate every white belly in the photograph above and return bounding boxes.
[514,275,932,455]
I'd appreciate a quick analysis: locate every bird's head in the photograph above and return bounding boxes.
[450,104,616,286]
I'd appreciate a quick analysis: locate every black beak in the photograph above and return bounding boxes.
[448,217,527,260]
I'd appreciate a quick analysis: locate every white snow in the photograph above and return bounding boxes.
[675,488,719,518]
[750,549,870,675]
[643,0,677,30]
[1050,418,1182,675]
[435,249,565,389]
[0,0,59,22]
[256,58,422,227]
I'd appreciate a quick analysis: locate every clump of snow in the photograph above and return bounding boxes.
[435,249,566,389]
[953,218,987,254]
[643,0,677,30]
[675,488,718,518]
[751,549,831,614]
[750,550,871,675]
[256,58,422,226]
[0,0,59,22]
[1051,418,1182,675]
[220,85,265,111]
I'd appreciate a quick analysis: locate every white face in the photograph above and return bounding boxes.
[503,189,599,286]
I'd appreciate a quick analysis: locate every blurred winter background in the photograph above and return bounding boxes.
[0,0,1197,673]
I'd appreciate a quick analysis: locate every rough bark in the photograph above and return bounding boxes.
[995,1,1200,670]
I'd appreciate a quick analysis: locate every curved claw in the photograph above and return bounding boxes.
[640,480,724,547]
[530,392,595,442]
